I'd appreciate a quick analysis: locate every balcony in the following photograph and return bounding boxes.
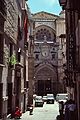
[0,0,7,19]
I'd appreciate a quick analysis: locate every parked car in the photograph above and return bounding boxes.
[35,96,44,107]
[46,94,54,104]
[42,96,47,102]
[56,93,68,103]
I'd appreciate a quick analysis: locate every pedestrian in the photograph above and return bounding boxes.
[59,101,64,116]
[64,100,70,120]
[14,106,22,118]
[68,100,76,120]
[29,104,33,115]
[59,101,64,120]
[64,99,77,120]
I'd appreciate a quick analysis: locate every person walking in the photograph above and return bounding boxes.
[56,101,64,120]
[64,99,77,120]
[29,104,33,115]
[64,100,70,120]
[59,101,64,118]
[68,100,76,120]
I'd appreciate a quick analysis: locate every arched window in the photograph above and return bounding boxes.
[36,28,54,41]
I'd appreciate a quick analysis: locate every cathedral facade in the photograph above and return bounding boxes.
[32,11,65,96]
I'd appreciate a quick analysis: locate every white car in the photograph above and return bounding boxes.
[56,93,68,103]
[42,96,47,102]
[46,94,54,104]
[35,96,44,107]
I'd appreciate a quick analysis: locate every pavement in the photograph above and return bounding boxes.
[8,101,59,120]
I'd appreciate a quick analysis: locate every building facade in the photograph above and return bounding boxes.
[59,0,80,119]
[56,11,66,93]
[0,0,7,119]
[0,0,29,119]
[32,11,66,96]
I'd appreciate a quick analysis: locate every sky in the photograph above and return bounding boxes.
[27,0,62,15]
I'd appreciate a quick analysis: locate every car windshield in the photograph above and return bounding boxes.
[35,96,42,100]
[43,96,47,98]
[47,94,54,97]
[56,94,68,100]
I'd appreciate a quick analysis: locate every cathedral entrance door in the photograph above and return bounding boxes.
[45,80,51,95]
[38,80,52,96]
[38,80,44,96]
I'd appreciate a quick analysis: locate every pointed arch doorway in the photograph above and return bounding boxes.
[34,64,58,96]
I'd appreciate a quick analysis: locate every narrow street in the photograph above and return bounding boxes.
[0,0,79,120]
[20,101,59,120]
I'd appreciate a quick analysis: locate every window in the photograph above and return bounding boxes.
[17,16,22,40]
[18,53,21,62]
[52,54,55,60]
[7,83,12,114]
[41,29,43,31]
[35,54,39,60]
[9,43,13,67]
[53,48,55,50]
[10,43,13,57]
[0,0,6,16]
[26,81,29,89]
[62,52,65,58]
[36,28,52,41]
[18,48,21,62]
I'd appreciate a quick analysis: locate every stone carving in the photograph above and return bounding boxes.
[32,11,58,20]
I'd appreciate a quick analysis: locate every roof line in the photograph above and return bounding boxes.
[32,11,59,17]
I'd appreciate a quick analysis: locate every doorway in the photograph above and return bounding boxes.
[38,80,51,96]
[7,83,12,114]
[15,77,21,107]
